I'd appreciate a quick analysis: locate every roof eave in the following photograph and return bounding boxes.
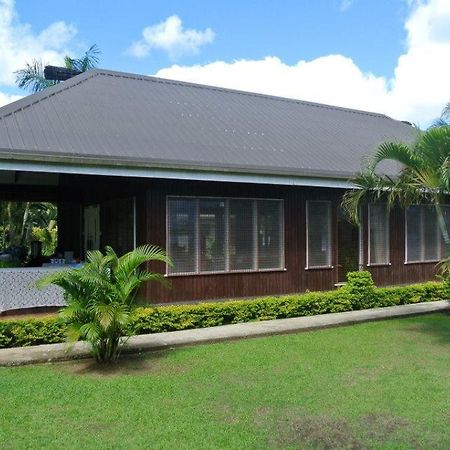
[0,152,356,189]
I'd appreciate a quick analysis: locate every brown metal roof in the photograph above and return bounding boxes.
[0,68,417,179]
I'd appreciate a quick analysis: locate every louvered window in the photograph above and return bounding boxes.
[229,199,255,270]
[406,205,440,263]
[306,201,332,268]
[167,198,197,273]
[167,197,284,274]
[199,199,226,272]
[368,203,389,265]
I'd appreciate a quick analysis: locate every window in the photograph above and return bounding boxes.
[167,197,284,274]
[257,200,283,269]
[306,201,332,268]
[199,199,226,272]
[368,203,389,265]
[406,205,440,263]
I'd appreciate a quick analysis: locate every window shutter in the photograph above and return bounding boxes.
[307,201,331,268]
[368,203,389,265]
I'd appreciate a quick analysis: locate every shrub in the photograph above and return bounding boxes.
[0,317,65,348]
[1,274,447,350]
[342,271,377,310]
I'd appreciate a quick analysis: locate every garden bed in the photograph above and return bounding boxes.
[1,272,447,349]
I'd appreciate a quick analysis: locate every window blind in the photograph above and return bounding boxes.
[368,203,389,265]
[199,199,226,272]
[168,198,197,273]
[257,200,283,269]
[406,205,440,262]
[307,201,331,268]
[167,197,284,274]
[229,199,255,270]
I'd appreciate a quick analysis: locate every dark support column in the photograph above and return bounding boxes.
[58,201,82,259]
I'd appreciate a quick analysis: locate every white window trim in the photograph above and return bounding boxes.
[367,203,391,267]
[358,205,364,270]
[166,195,285,276]
[404,204,441,264]
[305,200,333,270]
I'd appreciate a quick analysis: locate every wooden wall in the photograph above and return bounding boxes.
[0,173,439,303]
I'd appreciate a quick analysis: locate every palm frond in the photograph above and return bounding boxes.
[441,102,450,123]
[15,59,58,93]
[370,142,418,172]
[38,243,169,363]
[70,44,101,72]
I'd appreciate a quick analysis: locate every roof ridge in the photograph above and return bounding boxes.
[0,70,98,119]
[93,68,392,120]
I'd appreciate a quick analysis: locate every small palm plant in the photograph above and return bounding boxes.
[37,245,171,363]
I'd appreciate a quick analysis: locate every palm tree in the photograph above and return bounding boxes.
[342,125,450,259]
[442,103,450,124]
[15,44,100,93]
[37,245,171,363]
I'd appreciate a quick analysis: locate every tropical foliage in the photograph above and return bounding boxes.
[15,44,100,93]
[37,245,171,363]
[0,201,57,258]
[342,124,450,269]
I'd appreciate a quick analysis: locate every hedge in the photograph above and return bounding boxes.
[0,272,448,349]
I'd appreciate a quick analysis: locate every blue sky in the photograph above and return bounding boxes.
[1,0,450,126]
[17,0,408,77]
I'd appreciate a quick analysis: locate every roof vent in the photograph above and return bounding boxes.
[44,65,82,81]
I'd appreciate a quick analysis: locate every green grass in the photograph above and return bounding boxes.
[1,314,449,449]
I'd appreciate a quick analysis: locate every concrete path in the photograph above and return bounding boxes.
[1,300,448,367]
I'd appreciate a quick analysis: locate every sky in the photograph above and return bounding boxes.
[1,0,450,127]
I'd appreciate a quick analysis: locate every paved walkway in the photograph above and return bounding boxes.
[1,300,448,366]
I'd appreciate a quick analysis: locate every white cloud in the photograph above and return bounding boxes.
[127,15,214,60]
[0,0,77,86]
[339,0,354,12]
[0,90,21,107]
[155,0,450,126]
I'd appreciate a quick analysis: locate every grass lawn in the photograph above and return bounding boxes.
[1,314,449,449]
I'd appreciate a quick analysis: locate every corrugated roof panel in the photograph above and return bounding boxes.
[0,68,417,178]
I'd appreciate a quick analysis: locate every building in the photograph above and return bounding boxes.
[0,69,441,304]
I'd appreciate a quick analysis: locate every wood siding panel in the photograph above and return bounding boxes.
[0,173,440,303]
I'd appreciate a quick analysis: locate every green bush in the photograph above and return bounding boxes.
[0,317,65,348]
[342,271,377,309]
[0,273,447,349]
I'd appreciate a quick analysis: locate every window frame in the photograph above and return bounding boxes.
[166,195,285,276]
[404,204,442,264]
[367,203,390,267]
[305,200,333,270]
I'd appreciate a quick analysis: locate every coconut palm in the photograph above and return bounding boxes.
[37,245,171,363]
[15,44,100,93]
[342,125,450,260]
